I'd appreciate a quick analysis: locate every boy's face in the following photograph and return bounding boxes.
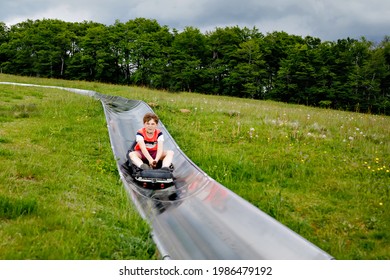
[144,119,157,134]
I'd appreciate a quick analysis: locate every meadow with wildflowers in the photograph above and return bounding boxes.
[157,95,389,260]
[0,74,389,259]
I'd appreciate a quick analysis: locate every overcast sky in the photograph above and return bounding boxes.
[1,0,389,42]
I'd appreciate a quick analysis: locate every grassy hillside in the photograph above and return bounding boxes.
[1,74,389,259]
[0,76,155,259]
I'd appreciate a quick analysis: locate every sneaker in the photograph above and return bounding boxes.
[140,163,150,170]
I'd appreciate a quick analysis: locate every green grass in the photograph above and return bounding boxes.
[1,74,389,260]
[0,78,156,259]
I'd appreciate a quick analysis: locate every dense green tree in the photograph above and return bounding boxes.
[227,38,267,98]
[206,26,252,95]
[108,20,133,84]
[168,27,208,92]
[32,19,75,78]
[0,22,9,72]
[127,18,173,88]
[0,18,389,114]
[0,22,7,43]
[274,36,334,105]
[1,20,35,76]
[1,19,75,78]
[65,21,108,81]
[369,37,390,113]
[346,38,378,112]
[109,19,173,87]
[262,31,304,99]
[70,23,114,81]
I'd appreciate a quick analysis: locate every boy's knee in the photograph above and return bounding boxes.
[129,151,137,159]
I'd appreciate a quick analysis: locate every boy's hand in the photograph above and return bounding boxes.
[150,160,157,168]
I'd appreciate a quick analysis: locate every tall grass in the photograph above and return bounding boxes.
[1,74,389,259]
[0,80,155,259]
[154,94,389,259]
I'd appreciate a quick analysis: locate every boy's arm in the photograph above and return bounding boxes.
[155,140,164,163]
[137,140,154,164]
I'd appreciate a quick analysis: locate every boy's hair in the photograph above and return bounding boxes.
[143,112,159,124]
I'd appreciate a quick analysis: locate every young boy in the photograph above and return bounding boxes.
[129,113,174,170]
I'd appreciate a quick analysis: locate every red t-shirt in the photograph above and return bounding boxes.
[134,127,164,151]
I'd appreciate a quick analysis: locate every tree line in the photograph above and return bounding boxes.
[1,18,389,114]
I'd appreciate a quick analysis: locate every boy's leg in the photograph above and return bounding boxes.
[129,151,144,168]
[161,150,174,168]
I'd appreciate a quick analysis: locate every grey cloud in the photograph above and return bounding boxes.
[1,0,389,41]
